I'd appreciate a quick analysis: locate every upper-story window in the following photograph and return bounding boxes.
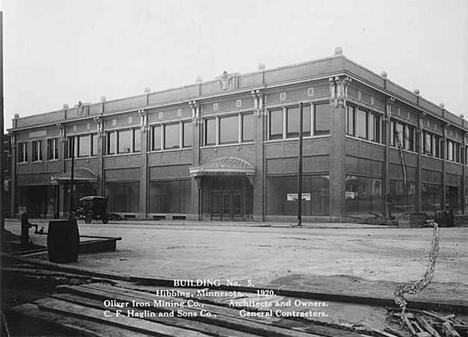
[4,150,11,173]
[151,125,161,150]
[182,122,193,148]
[314,103,330,136]
[422,130,441,158]
[347,106,356,136]
[346,106,382,144]
[117,129,132,153]
[269,109,283,140]
[150,121,192,151]
[133,129,141,152]
[78,135,90,157]
[242,114,254,142]
[164,123,180,149]
[286,106,311,138]
[18,142,28,163]
[105,128,141,155]
[203,113,254,146]
[106,131,116,155]
[32,140,43,162]
[446,139,462,163]
[47,138,59,160]
[219,115,238,144]
[204,118,216,146]
[91,134,98,156]
[356,108,368,139]
[391,119,415,152]
[269,104,321,140]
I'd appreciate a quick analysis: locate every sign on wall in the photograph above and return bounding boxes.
[287,193,311,201]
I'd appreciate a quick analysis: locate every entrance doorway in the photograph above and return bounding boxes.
[207,177,252,221]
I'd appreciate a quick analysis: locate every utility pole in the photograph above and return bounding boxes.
[297,102,303,227]
[0,11,5,235]
[69,136,75,213]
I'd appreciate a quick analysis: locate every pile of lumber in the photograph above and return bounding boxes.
[377,309,467,337]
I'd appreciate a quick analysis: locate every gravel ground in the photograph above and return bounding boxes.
[4,219,468,304]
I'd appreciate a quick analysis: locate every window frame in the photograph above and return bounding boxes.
[31,140,43,162]
[47,138,59,161]
[17,142,28,163]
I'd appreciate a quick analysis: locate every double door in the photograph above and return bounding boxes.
[210,178,244,221]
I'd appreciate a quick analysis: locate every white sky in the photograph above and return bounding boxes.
[2,0,468,131]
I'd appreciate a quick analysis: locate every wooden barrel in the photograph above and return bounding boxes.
[47,218,80,263]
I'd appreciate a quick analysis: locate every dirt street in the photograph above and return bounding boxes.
[5,220,467,305]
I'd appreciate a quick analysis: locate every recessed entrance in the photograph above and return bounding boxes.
[205,177,253,221]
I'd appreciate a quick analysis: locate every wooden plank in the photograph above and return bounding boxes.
[58,284,325,337]
[414,314,441,337]
[10,303,152,337]
[383,327,405,337]
[51,293,262,337]
[442,322,461,337]
[35,297,212,337]
[402,313,417,335]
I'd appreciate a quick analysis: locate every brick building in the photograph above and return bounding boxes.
[7,48,468,221]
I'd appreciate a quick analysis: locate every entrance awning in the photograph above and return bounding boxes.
[189,157,255,178]
[51,167,98,183]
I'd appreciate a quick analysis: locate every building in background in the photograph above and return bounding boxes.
[7,48,468,221]
[3,134,12,217]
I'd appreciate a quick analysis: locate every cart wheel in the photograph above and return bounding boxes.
[102,214,109,224]
[85,213,92,224]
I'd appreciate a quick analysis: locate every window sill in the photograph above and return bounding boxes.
[345,135,384,147]
[264,135,329,144]
[47,159,60,162]
[148,147,193,153]
[103,153,140,158]
[201,142,254,149]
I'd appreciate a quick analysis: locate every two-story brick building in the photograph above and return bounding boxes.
[7,48,468,221]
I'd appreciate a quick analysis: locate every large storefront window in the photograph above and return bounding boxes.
[266,176,329,216]
[345,176,383,215]
[389,180,416,215]
[149,180,191,213]
[421,184,443,213]
[105,182,140,212]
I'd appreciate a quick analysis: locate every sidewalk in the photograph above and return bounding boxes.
[5,217,393,229]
